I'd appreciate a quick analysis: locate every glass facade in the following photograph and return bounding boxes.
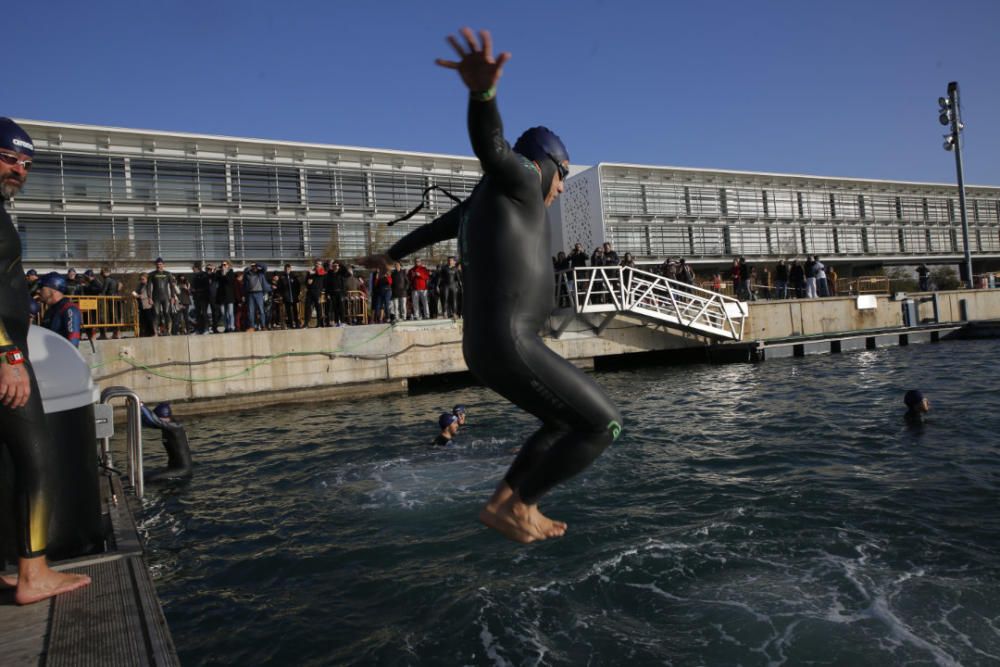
[14,125,480,266]
[598,166,999,259]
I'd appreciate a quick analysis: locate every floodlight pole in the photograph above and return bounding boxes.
[946,82,974,288]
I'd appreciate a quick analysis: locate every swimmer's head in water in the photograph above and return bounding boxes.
[904,389,929,413]
[513,126,569,203]
[453,404,467,424]
[439,412,458,430]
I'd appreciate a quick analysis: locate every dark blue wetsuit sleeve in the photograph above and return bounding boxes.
[387,202,465,262]
[467,98,534,197]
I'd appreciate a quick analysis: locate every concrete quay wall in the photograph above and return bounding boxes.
[83,289,1000,414]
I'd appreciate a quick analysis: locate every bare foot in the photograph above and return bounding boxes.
[478,483,568,543]
[14,556,91,606]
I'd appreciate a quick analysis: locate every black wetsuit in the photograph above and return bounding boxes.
[431,434,452,447]
[388,96,622,504]
[140,406,193,482]
[0,200,52,558]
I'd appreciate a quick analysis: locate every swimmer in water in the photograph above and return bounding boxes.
[904,389,930,425]
[432,413,459,447]
[453,404,466,427]
[359,28,621,543]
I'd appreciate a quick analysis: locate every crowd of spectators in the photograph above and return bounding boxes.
[28,255,468,339]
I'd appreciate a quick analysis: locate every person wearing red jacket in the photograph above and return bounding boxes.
[407,258,431,320]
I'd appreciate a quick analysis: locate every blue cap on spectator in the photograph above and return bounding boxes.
[153,402,172,419]
[155,257,164,264]
[38,272,67,292]
[84,269,94,277]
[0,118,34,157]
[67,267,77,275]
[438,413,457,430]
[25,269,37,277]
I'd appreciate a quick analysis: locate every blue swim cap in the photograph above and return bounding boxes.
[0,118,34,157]
[26,269,37,277]
[153,402,172,419]
[438,412,457,429]
[904,390,924,408]
[453,404,466,416]
[513,127,569,165]
[38,271,67,292]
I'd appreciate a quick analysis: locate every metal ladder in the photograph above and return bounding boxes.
[96,386,146,498]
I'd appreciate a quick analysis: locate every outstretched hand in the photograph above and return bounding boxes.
[435,27,511,93]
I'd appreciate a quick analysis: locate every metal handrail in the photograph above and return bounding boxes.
[555,266,747,341]
[99,386,145,498]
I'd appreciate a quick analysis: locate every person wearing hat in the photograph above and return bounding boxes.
[38,272,82,348]
[358,29,621,543]
[904,390,930,425]
[432,412,460,447]
[0,117,92,603]
[24,268,40,298]
[139,401,193,481]
[453,404,467,427]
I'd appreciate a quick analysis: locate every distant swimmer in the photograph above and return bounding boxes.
[359,28,621,543]
[140,402,193,481]
[453,404,467,427]
[432,412,459,447]
[904,389,930,425]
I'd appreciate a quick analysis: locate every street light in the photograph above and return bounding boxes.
[939,82,973,288]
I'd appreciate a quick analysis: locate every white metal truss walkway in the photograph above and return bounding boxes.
[554,266,748,341]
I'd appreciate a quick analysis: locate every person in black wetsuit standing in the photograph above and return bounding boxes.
[0,118,91,604]
[359,29,622,543]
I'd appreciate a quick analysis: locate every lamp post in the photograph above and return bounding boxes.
[939,82,973,288]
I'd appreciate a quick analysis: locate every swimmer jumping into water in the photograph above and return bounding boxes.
[358,28,622,543]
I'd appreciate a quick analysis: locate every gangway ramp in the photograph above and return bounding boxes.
[555,266,748,341]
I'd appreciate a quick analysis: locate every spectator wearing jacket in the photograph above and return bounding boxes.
[278,264,302,329]
[216,261,237,332]
[325,261,350,327]
[370,266,393,323]
[304,260,327,328]
[191,263,212,334]
[389,262,409,322]
[133,273,156,337]
[244,263,269,330]
[408,258,431,320]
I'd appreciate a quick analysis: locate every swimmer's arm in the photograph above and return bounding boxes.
[435,28,520,179]
[391,203,465,260]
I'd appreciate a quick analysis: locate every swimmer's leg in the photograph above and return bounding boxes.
[2,379,92,605]
[478,481,567,542]
[478,424,570,542]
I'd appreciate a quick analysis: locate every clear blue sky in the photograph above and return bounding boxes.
[12,0,1000,185]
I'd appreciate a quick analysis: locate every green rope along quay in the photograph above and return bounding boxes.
[90,324,459,384]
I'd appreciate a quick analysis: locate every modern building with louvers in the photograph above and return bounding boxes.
[11,119,1000,273]
[549,163,1000,270]
[11,120,479,271]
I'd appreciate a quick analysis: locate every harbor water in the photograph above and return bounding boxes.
[128,338,1000,666]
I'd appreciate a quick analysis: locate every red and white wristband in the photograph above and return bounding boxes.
[2,349,25,366]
